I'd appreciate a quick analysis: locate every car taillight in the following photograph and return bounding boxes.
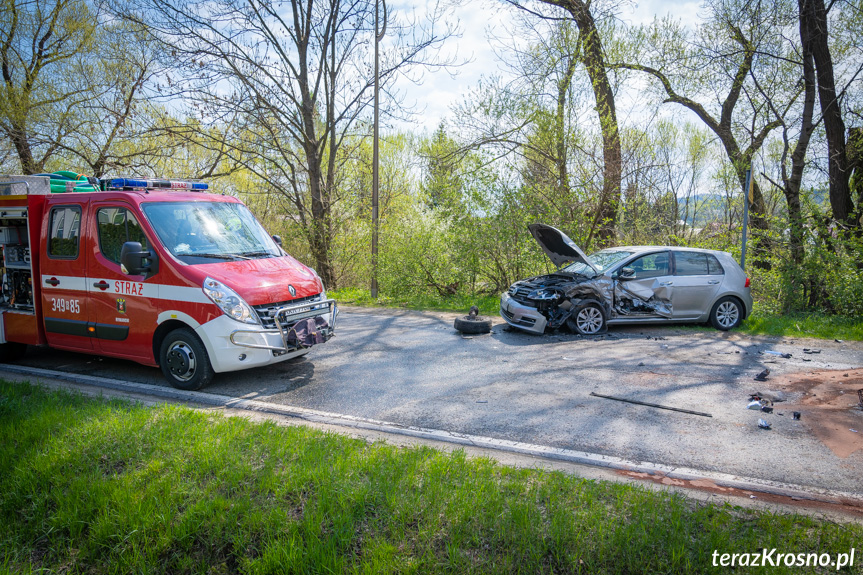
[745,277,750,288]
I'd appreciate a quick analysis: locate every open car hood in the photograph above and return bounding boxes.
[528,223,599,273]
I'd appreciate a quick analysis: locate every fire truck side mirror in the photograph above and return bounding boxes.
[272,234,283,246]
[120,241,159,278]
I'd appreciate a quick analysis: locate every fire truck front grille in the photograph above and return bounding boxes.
[254,294,325,329]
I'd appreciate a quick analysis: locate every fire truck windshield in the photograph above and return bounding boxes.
[142,201,281,264]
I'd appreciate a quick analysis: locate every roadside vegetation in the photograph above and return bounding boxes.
[332,288,863,341]
[2,381,861,574]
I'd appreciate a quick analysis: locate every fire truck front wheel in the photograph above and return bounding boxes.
[159,328,215,390]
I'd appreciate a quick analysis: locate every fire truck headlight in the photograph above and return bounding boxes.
[203,277,259,325]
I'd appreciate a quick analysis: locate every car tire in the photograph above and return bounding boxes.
[566,300,606,335]
[159,328,214,390]
[709,296,743,331]
[454,315,493,334]
[0,342,27,363]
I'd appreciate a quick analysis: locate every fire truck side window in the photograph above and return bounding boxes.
[48,206,81,258]
[97,207,149,265]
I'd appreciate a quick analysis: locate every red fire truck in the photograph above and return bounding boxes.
[0,174,337,390]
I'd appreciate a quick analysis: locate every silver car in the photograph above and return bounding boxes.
[500,224,753,335]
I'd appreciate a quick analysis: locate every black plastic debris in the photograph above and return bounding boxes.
[792,412,801,420]
[758,419,771,430]
[803,348,821,354]
[761,406,773,413]
[754,368,770,382]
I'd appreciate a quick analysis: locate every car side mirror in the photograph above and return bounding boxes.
[616,267,636,280]
[120,241,159,278]
[272,234,283,247]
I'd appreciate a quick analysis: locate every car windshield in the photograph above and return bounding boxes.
[561,249,633,276]
[142,201,280,264]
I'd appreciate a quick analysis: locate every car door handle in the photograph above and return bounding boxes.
[45,277,60,286]
[660,281,673,286]
[93,280,110,290]
[708,280,720,285]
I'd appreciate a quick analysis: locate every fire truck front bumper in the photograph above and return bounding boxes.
[197,299,338,373]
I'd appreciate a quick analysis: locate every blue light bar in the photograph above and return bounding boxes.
[105,177,208,191]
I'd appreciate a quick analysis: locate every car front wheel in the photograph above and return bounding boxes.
[566,301,606,335]
[159,328,214,390]
[709,296,743,331]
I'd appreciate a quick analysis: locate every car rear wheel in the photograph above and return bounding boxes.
[566,301,606,335]
[159,328,214,390]
[709,296,743,331]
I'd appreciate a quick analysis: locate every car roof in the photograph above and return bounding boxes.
[597,246,731,257]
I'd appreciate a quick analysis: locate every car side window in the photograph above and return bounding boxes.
[707,254,725,275]
[674,251,709,276]
[97,207,149,265]
[628,252,670,279]
[48,206,81,259]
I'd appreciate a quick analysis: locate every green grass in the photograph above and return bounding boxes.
[1,382,861,574]
[331,287,500,316]
[740,306,863,341]
[332,289,863,341]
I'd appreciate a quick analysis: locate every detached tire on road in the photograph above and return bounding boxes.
[454,315,493,334]
[159,328,214,390]
[709,296,743,331]
[566,300,606,335]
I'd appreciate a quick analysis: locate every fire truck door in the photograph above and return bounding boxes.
[88,204,158,362]
[40,202,93,351]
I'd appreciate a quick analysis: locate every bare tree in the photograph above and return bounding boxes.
[508,0,621,244]
[612,0,790,242]
[0,0,98,173]
[126,0,457,287]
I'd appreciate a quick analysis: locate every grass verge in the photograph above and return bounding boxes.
[1,381,861,574]
[331,287,500,316]
[332,289,863,341]
[741,306,863,341]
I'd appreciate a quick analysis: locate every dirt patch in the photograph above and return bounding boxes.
[616,469,863,517]
[771,368,863,458]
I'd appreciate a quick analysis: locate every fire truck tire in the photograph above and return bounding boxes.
[0,342,27,362]
[159,328,214,390]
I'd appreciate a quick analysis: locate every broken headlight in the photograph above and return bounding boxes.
[528,289,561,311]
[528,289,560,301]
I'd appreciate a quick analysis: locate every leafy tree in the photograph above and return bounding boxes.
[127,0,458,288]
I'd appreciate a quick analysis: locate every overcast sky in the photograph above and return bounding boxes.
[390,0,704,133]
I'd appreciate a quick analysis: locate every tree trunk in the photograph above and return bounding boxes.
[799,0,855,227]
[9,122,38,174]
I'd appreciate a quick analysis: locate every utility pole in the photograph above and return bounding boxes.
[741,168,752,270]
[371,0,386,299]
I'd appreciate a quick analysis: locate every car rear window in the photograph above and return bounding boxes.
[707,254,724,275]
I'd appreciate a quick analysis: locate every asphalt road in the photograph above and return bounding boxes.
[8,307,863,494]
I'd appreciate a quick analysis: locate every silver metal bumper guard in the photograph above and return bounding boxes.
[229,298,338,352]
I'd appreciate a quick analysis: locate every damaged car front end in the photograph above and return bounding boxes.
[500,224,752,335]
